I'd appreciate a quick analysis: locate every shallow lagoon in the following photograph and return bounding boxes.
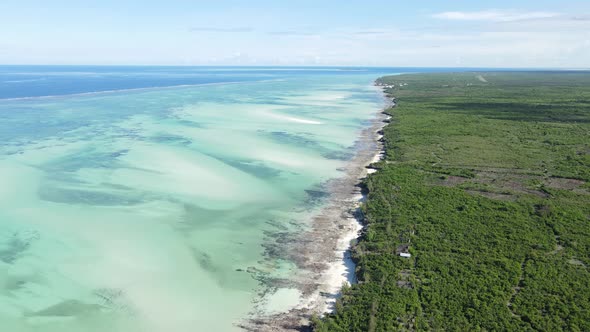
[0,68,388,331]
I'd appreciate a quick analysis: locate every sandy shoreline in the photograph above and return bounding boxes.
[241,85,392,331]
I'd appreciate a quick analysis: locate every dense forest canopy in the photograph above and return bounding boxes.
[314,72,590,331]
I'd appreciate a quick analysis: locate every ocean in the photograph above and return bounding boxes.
[0,66,438,331]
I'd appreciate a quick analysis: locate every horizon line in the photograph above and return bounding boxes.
[0,64,588,70]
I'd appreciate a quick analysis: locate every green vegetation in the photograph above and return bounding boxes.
[314,72,590,331]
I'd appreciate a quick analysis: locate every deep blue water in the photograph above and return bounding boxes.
[0,66,503,99]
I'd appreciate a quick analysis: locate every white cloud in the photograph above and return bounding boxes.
[189,27,253,33]
[252,17,589,67]
[3,9,587,67]
[432,10,560,22]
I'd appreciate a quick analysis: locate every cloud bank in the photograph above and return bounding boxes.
[432,10,560,22]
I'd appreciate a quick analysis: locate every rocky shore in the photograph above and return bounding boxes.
[242,85,393,331]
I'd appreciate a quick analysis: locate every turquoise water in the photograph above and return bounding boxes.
[0,67,389,331]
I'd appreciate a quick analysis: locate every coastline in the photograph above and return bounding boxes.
[243,83,393,331]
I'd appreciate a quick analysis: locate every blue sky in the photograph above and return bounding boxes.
[1,0,589,67]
